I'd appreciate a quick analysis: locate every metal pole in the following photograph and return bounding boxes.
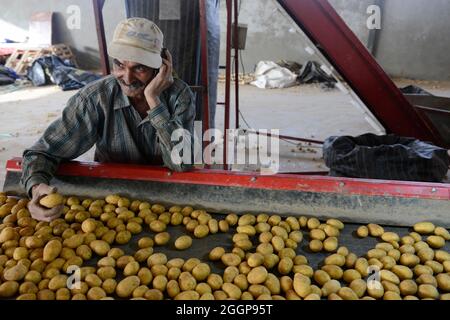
[199,0,210,164]
[234,0,240,129]
[92,0,110,76]
[224,0,232,170]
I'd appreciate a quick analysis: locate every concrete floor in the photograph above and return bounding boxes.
[1,80,450,188]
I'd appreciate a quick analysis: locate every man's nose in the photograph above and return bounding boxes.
[122,69,135,85]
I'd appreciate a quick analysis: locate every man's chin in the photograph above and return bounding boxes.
[120,85,145,98]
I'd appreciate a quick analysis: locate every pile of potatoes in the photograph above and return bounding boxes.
[0,191,449,300]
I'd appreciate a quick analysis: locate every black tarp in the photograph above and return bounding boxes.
[323,133,450,182]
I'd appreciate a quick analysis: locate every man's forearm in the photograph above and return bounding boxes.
[21,151,60,197]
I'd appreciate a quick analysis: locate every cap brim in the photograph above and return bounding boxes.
[108,42,162,69]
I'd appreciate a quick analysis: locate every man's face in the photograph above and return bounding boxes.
[112,59,156,98]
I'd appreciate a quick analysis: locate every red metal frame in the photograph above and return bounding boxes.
[199,0,211,157]
[276,0,445,147]
[92,0,111,76]
[6,158,450,201]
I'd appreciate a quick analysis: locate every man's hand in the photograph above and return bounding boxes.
[28,183,64,222]
[144,49,175,109]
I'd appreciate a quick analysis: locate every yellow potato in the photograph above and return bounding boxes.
[207,274,224,290]
[221,253,241,267]
[293,273,311,298]
[413,222,435,234]
[116,276,140,298]
[321,265,344,280]
[43,240,62,262]
[179,272,197,291]
[381,232,400,243]
[89,240,110,256]
[115,231,132,245]
[367,224,384,237]
[154,232,170,246]
[417,284,439,299]
[192,263,211,281]
[323,237,338,252]
[0,281,19,298]
[222,283,242,300]
[174,291,200,300]
[247,266,268,284]
[209,247,225,261]
[426,235,445,249]
[39,193,64,209]
[321,280,341,297]
[277,258,293,276]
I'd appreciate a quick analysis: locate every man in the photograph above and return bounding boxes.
[21,18,195,222]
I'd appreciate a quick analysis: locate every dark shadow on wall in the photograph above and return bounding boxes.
[51,12,101,71]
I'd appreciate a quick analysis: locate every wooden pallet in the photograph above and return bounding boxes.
[5,48,51,75]
[51,44,77,67]
[4,44,77,75]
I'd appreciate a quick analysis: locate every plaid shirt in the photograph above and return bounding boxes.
[21,75,195,196]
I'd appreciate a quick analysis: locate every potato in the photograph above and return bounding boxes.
[25,236,44,249]
[166,280,181,298]
[39,193,64,209]
[152,275,168,292]
[342,269,361,283]
[116,276,140,298]
[149,220,166,233]
[196,282,212,295]
[418,284,439,299]
[391,265,413,280]
[138,268,153,285]
[63,234,85,249]
[209,247,225,261]
[0,281,19,298]
[89,240,110,256]
[247,266,268,285]
[381,232,400,243]
[289,231,303,243]
[179,272,197,291]
[238,214,256,226]
[247,253,264,268]
[87,287,106,300]
[147,253,167,267]
[13,247,28,261]
[306,218,320,230]
[222,283,242,300]
[192,263,210,281]
[434,227,450,240]
[97,266,116,281]
[399,253,420,267]
[399,280,418,296]
[153,232,170,246]
[207,274,223,290]
[321,265,344,280]
[174,236,193,250]
[218,220,229,233]
[223,266,239,283]
[174,291,200,300]
[4,263,28,281]
[323,237,338,252]
[413,222,435,234]
[426,235,445,249]
[293,273,311,298]
[380,270,400,285]
[367,224,384,237]
[324,253,346,267]
[321,280,341,297]
[337,287,358,300]
[277,258,293,275]
[263,254,279,269]
[436,274,450,292]
[183,258,201,272]
[115,230,132,245]
[126,222,142,235]
[48,275,68,291]
[43,240,62,262]
[236,225,255,237]
[221,253,241,267]
[292,265,313,278]
[37,289,56,300]
[417,248,434,263]
[434,250,450,263]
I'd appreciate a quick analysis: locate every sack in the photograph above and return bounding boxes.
[27,55,101,90]
[323,133,450,182]
[251,61,298,89]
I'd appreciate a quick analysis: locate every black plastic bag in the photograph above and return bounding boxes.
[0,66,17,85]
[298,61,336,89]
[400,85,433,96]
[323,133,450,182]
[27,55,101,90]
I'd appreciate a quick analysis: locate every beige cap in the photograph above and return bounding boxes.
[108,18,164,69]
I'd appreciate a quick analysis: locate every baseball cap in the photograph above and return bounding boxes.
[108,18,164,69]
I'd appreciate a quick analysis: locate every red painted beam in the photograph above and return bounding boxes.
[276,0,445,147]
[6,158,450,201]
